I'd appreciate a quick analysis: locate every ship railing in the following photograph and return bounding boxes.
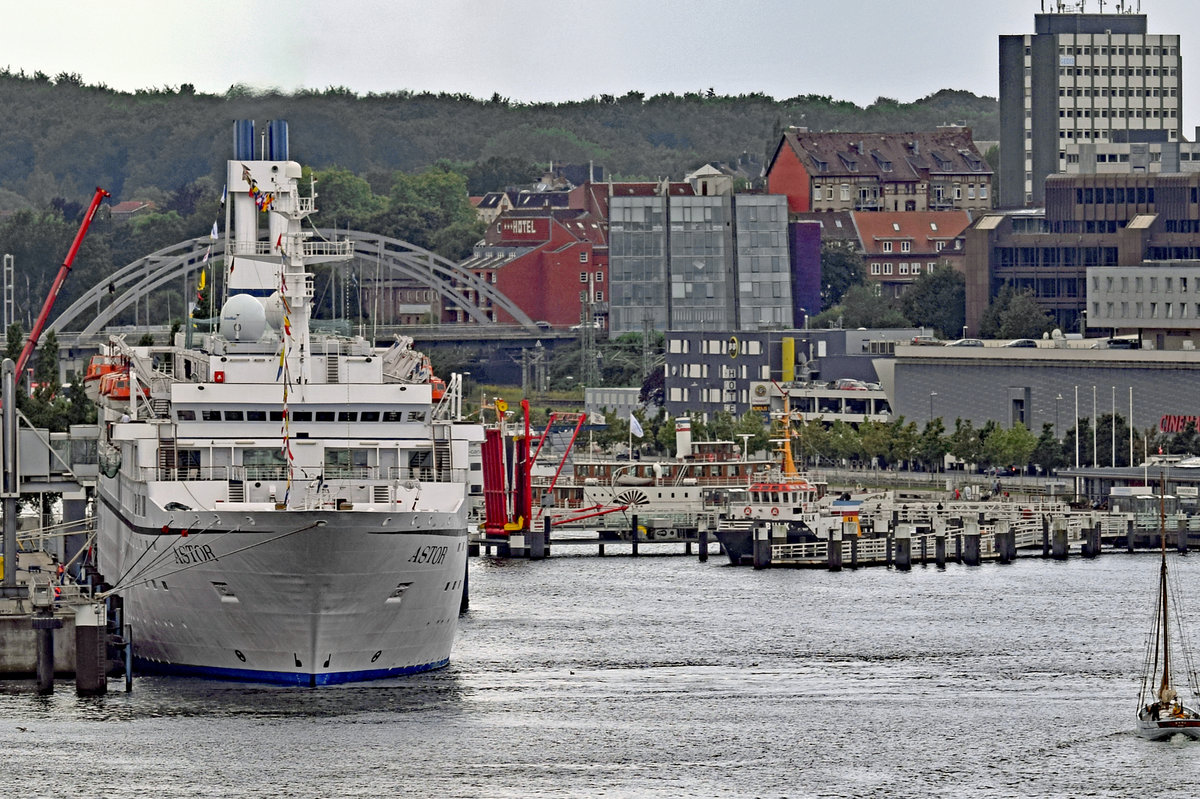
[303,240,354,258]
[151,466,232,481]
[387,466,467,484]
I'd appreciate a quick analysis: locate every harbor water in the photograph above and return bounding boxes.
[3,549,1200,798]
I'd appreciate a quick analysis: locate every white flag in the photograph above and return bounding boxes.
[629,413,643,439]
[210,221,219,240]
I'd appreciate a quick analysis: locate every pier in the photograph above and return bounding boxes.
[470,514,720,561]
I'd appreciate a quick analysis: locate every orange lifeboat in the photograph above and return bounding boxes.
[98,371,148,401]
[430,377,446,401]
[83,355,125,400]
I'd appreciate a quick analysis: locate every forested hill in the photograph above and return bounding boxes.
[0,70,998,207]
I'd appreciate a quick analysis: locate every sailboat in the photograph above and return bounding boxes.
[1136,483,1200,740]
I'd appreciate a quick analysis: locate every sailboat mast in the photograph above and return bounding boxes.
[1159,475,1171,700]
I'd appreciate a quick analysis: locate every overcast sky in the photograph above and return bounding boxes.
[3,0,1198,130]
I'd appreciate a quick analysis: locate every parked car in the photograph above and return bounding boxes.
[833,378,868,390]
[1105,337,1141,349]
[946,338,984,347]
[911,335,942,346]
[1004,338,1039,348]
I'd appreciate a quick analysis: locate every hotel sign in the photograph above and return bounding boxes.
[497,217,549,242]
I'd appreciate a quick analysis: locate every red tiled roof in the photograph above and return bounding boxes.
[852,211,971,256]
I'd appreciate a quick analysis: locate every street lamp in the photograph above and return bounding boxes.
[799,308,808,332]
[962,325,968,339]
[1055,393,1063,440]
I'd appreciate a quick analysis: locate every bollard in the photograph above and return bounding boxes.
[631,514,639,557]
[698,522,709,563]
[894,524,912,571]
[1052,516,1069,560]
[544,515,553,558]
[1126,518,1135,553]
[828,528,843,572]
[935,534,947,569]
[842,521,858,570]
[75,603,107,696]
[963,518,981,566]
[850,534,859,569]
[1041,515,1051,558]
[752,525,772,570]
[1178,518,1189,555]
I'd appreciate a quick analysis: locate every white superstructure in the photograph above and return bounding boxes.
[93,121,482,685]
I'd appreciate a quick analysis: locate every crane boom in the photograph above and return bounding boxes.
[16,187,110,381]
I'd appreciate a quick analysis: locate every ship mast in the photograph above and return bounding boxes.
[1158,474,1172,702]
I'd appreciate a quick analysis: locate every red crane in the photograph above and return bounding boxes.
[15,187,110,381]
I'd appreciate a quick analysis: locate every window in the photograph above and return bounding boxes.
[595,271,604,283]
[871,263,881,275]
[580,272,588,283]
[595,290,604,302]
[579,251,589,263]
[935,241,945,252]
[882,241,893,253]
[899,263,909,275]
[177,410,196,421]
[927,263,936,273]
[840,184,850,201]
[883,263,893,275]
[900,241,911,253]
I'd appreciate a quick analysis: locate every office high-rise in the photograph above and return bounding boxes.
[999,10,1181,207]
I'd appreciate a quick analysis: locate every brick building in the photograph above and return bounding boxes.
[766,128,993,216]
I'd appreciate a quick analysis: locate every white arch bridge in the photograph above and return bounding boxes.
[49,230,535,338]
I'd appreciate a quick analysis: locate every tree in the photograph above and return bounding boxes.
[1030,423,1065,473]
[819,241,866,308]
[982,423,1038,473]
[980,285,1055,340]
[900,264,964,339]
[838,285,910,329]
[949,418,983,468]
[916,418,948,471]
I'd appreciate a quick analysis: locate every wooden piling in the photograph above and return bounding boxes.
[631,514,639,557]
[1178,517,1188,555]
[32,614,59,695]
[935,534,947,569]
[1041,515,1050,558]
[1126,518,1135,553]
[698,523,709,563]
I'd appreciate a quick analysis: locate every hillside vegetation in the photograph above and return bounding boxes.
[0,70,998,206]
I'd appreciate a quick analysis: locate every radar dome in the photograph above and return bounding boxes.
[219,294,268,341]
[262,291,286,332]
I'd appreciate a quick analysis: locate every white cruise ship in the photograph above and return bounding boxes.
[92,120,482,685]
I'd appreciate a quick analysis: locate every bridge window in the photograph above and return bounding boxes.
[177,410,196,421]
[337,411,357,422]
[247,410,267,422]
[225,410,244,421]
[383,411,404,422]
[315,411,335,422]
[292,411,313,422]
[361,411,381,422]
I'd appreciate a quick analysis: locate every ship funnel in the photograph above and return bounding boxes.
[267,120,289,161]
[233,120,255,161]
[675,417,692,459]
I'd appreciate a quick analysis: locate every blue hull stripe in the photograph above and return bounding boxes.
[134,657,450,686]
